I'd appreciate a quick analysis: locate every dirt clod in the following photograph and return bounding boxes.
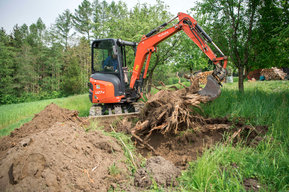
[243,178,261,191]
[134,156,181,188]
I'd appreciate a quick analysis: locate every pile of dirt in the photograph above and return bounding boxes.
[0,104,130,191]
[247,69,262,80]
[0,103,82,157]
[0,96,269,191]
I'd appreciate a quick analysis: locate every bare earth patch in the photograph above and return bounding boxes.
[134,156,181,188]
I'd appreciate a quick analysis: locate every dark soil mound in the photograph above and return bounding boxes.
[0,104,130,191]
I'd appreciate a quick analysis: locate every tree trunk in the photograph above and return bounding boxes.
[238,66,244,92]
[145,55,160,93]
[146,74,153,93]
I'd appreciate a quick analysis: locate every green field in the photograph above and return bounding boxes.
[179,80,289,191]
[0,94,91,136]
[0,80,288,191]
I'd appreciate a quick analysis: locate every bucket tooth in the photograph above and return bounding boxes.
[198,75,221,101]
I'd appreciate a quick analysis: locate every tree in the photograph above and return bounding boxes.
[92,0,126,39]
[73,0,93,40]
[115,1,178,92]
[172,33,211,75]
[252,0,289,69]
[14,44,39,94]
[62,55,82,94]
[0,29,16,104]
[71,37,91,92]
[27,18,46,46]
[10,24,29,48]
[195,0,259,91]
[55,9,74,49]
[102,0,128,38]
[42,43,64,92]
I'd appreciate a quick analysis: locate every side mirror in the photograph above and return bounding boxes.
[112,45,118,56]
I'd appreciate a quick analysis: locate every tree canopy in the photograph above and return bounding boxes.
[193,0,288,91]
[0,0,287,104]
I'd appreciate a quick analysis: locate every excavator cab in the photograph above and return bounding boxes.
[89,39,141,116]
[89,39,124,104]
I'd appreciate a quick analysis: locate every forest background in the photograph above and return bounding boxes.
[0,0,288,104]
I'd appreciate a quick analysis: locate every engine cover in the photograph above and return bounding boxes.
[89,73,124,103]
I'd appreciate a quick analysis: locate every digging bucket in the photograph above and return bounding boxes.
[198,75,221,101]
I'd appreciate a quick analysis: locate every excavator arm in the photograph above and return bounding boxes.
[129,12,227,100]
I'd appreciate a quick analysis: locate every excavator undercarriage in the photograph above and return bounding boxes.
[89,102,143,118]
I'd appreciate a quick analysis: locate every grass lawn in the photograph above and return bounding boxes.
[0,94,91,136]
[178,80,289,191]
[0,80,288,191]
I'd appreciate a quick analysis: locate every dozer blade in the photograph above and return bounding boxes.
[198,75,221,101]
[89,102,143,119]
[89,112,140,119]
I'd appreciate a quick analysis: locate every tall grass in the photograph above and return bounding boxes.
[178,80,289,191]
[0,94,91,136]
[203,80,289,143]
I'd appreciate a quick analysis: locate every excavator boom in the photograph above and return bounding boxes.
[89,12,228,117]
[129,12,227,100]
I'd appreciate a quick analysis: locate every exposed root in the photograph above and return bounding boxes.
[132,76,210,148]
[131,75,268,153]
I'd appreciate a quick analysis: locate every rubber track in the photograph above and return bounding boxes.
[88,112,140,119]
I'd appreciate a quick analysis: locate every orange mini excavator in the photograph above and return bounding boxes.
[89,12,227,116]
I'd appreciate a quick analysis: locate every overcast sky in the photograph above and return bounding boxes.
[0,0,197,33]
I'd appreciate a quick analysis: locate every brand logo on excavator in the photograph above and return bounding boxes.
[158,31,169,38]
[95,91,105,95]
